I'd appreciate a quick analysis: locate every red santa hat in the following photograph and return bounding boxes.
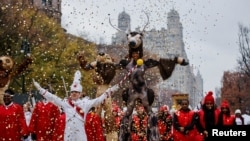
[70,70,82,92]
[221,100,229,108]
[204,91,215,104]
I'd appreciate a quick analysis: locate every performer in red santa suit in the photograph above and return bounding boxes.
[0,89,29,141]
[196,91,220,141]
[28,86,61,141]
[157,105,173,141]
[112,105,122,132]
[173,99,199,141]
[131,106,148,141]
[52,107,66,141]
[85,107,105,141]
[32,70,119,141]
[217,100,236,127]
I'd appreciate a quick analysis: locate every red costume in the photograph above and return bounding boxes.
[197,109,220,129]
[157,105,173,141]
[0,102,29,141]
[29,101,60,141]
[131,107,148,141]
[113,106,121,130]
[196,91,220,141]
[85,111,105,141]
[52,112,66,141]
[173,109,197,141]
[218,100,235,126]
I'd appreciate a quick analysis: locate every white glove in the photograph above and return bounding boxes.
[105,84,119,97]
[33,79,41,90]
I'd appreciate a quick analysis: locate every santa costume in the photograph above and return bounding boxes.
[85,108,105,141]
[29,98,60,141]
[0,89,29,141]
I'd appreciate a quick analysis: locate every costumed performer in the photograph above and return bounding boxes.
[32,70,119,141]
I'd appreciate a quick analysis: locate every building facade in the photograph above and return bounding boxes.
[29,0,62,23]
[111,9,204,108]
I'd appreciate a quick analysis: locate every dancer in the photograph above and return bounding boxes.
[196,91,220,141]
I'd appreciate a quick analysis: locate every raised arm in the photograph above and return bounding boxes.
[87,84,120,108]
[33,79,64,107]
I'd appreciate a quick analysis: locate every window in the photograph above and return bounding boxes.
[48,0,52,6]
[42,0,46,6]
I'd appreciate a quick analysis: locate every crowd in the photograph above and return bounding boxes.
[0,70,248,141]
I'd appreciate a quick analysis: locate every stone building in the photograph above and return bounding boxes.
[111,9,204,108]
[29,0,62,23]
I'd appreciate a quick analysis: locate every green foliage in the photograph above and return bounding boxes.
[0,2,98,97]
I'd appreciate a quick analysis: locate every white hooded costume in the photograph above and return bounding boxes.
[33,70,119,141]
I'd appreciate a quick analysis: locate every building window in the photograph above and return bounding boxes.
[29,0,34,5]
[48,0,52,6]
[42,0,53,6]
[42,0,46,6]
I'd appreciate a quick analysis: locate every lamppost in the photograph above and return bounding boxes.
[238,97,243,112]
[20,39,31,94]
[21,39,31,56]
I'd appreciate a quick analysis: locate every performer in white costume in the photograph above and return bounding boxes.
[32,70,119,141]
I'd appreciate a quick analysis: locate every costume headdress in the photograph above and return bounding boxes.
[70,70,82,92]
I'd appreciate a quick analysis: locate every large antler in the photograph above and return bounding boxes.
[108,14,125,33]
[141,11,150,34]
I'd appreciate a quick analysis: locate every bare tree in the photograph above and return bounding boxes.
[237,23,250,76]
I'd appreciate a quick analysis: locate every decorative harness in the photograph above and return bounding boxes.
[67,99,85,119]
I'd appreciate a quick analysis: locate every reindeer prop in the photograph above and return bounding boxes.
[109,11,149,59]
[110,12,189,141]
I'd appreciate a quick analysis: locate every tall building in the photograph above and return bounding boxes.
[30,0,62,23]
[111,9,203,108]
[111,9,131,45]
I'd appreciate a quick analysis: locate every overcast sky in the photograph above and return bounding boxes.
[61,0,250,94]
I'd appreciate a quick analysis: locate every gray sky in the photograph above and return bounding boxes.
[61,0,250,94]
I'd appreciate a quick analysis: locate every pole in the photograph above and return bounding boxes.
[61,76,68,97]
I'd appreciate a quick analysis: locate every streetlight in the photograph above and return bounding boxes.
[21,39,31,56]
[20,39,31,94]
[238,97,242,111]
